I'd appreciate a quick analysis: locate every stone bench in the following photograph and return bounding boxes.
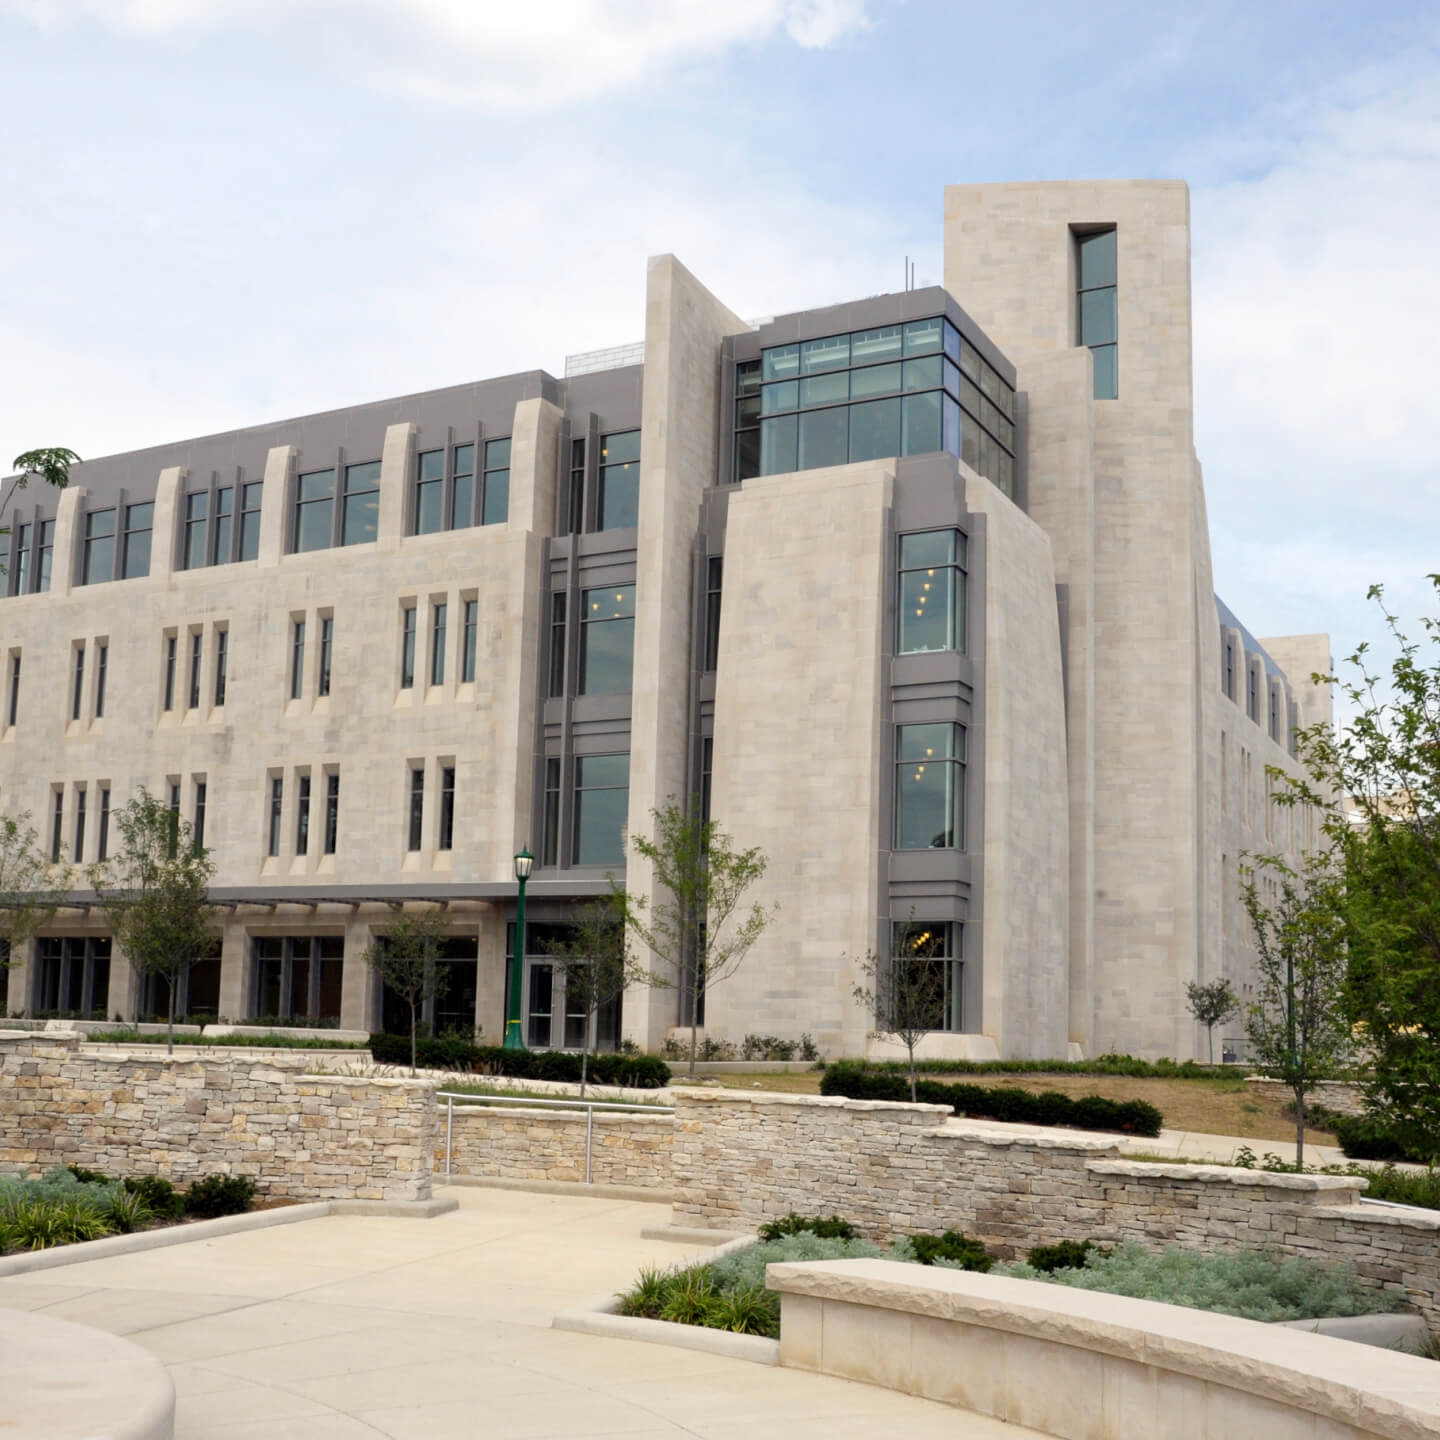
[767,1257,1440,1439]
[0,1309,174,1440]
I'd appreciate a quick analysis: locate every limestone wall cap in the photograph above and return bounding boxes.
[1087,1159,1367,1193]
[764,1258,1440,1437]
[668,1087,951,1117]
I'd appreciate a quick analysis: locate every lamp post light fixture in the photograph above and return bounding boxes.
[504,848,534,1052]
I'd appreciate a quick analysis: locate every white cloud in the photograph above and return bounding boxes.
[0,0,874,109]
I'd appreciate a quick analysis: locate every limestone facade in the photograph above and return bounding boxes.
[0,177,1327,1060]
[0,1033,436,1201]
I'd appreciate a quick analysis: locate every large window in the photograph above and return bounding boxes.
[742,317,1015,497]
[482,438,510,525]
[1076,228,1117,400]
[598,431,640,531]
[36,520,54,592]
[183,492,209,569]
[579,587,634,694]
[252,936,343,1023]
[895,722,965,850]
[34,936,111,1018]
[452,443,474,528]
[81,508,116,585]
[213,486,234,563]
[239,482,263,561]
[294,469,335,552]
[342,461,380,546]
[899,530,966,654]
[121,502,153,579]
[415,449,444,534]
[573,754,629,866]
[891,920,964,1032]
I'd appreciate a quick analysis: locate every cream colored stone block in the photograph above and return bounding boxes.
[1001,1332,1104,1438]
[777,1293,821,1371]
[817,1299,911,1391]
[910,1313,1005,1415]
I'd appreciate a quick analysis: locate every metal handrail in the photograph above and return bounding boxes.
[435,1090,675,1183]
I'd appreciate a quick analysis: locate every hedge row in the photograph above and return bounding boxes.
[1307,1106,1440,1165]
[823,1053,1217,1080]
[366,1034,670,1088]
[819,1061,1164,1136]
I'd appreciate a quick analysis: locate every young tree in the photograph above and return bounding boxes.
[365,904,452,1075]
[91,790,217,1055]
[626,799,775,1080]
[852,920,950,1102]
[1279,578,1440,1158]
[1241,852,1352,1166]
[1184,978,1240,1065]
[0,811,74,1004]
[539,884,634,1095]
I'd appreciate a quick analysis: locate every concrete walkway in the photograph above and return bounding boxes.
[1116,1127,1350,1167]
[0,1187,1043,1439]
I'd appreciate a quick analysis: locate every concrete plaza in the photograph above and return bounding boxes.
[0,1186,1043,1439]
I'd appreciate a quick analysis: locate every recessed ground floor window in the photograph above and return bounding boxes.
[253,935,344,1023]
[378,936,478,1037]
[892,920,964,1032]
[34,936,111,1018]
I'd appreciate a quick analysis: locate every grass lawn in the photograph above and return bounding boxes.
[698,1069,1331,1145]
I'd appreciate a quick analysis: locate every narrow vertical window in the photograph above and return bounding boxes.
[579,587,635,694]
[50,789,63,861]
[439,765,455,851]
[97,787,110,861]
[318,617,333,697]
[461,599,477,684]
[167,786,180,855]
[1076,227,1118,400]
[73,787,87,864]
[733,360,761,483]
[296,773,311,855]
[7,654,19,727]
[407,768,425,851]
[324,773,339,855]
[400,606,416,689]
[898,530,966,655]
[1269,686,1279,742]
[542,757,561,866]
[597,431,640,531]
[572,754,629,866]
[892,921,963,1032]
[568,438,586,535]
[213,486,234,564]
[268,776,284,857]
[341,461,380,546]
[482,438,510,525]
[1222,633,1235,700]
[415,449,444,535]
[703,557,723,671]
[238,482,263,561]
[164,634,177,711]
[430,601,447,686]
[122,502,153,579]
[700,736,713,829]
[188,631,203,709]
[451,443,475,529]
[13,523,31,595]
[290,619,306,700]
[214,629,228,707]
[1247,663,1259,722]
[71,644,86,722]
[548,592,567,696]
[95,643,108,718]
[193,781,207,852]
[895,723,965,850]
[36,520,54,592]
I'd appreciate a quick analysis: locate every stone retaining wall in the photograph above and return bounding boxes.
[0,1033,436,1202]
[1245,1076,1369,1118]
[670,1090,1440,1328]
[440,1104,672,1189]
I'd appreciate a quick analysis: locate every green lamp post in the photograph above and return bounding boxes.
[503,848,534,1051]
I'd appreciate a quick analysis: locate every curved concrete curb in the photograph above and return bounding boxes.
[1,1308,175,1440]
[0,1194,458,1277]
[640,1225,747,1245]
[553,1231,776,1362]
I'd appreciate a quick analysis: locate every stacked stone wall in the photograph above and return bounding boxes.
[1244,1076,1369,1118]
[0,1034,436,1202]
[670,1090,1440,1329]
[440,1105,672,1189]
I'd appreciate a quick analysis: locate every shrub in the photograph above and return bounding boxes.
[1026,1239,1106,1273]
[903,1230,993,1271]
[819,1062,1164,1137]
[125,1175,185,1222]
[742,1034,798,1061]
[102,1188,153,1234]
[366,1034,671,1088]
[822,1053,1216,1080]
[707,1233,887,1294]
[705,1282,780,1335]
[998,1242,1407,1323]
[183,1174,257,1219]
[6,1197,112,1249]
[1332,1113,1438,1165]
[757,1212,858,1242]
[1357,1164,1440,1209]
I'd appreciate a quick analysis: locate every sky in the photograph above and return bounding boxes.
[1,0,1437,690]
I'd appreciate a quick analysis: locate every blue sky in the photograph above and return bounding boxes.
[2,0,1437,681]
